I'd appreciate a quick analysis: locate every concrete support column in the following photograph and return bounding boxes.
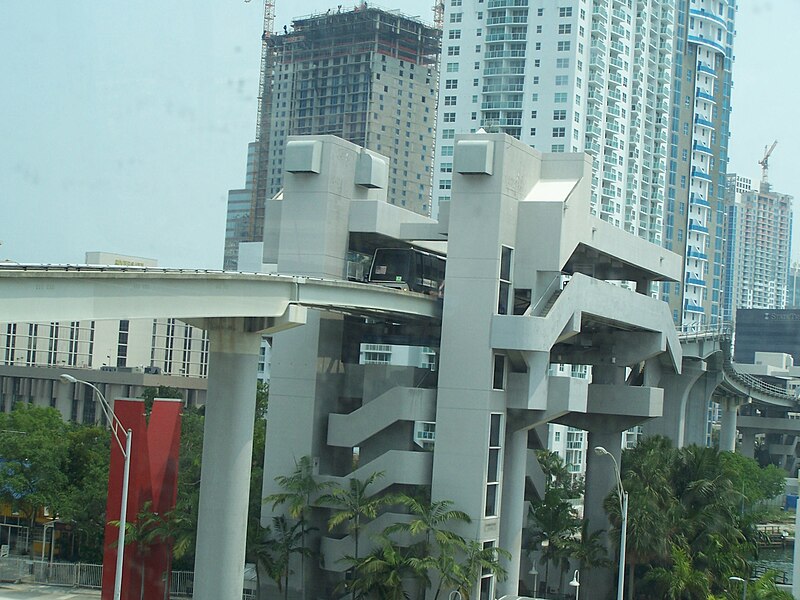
[719,397,739,453]
[497,426,528,596]
[644,361,706,447]
[193,319,262,600]
[740,431,756,459]
[583,428,624,600]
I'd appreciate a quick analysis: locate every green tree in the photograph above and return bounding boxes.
[320,471,391,600]
[0,406,70,533]
[60,424,110,562]
[342,535,416,600]
[262,515,314,600]
[643,543,710,600]
[139,386,183,415]
[385,493,472,599]
[264,454,331,600]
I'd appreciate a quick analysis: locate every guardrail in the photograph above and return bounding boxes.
[0,557,255,599]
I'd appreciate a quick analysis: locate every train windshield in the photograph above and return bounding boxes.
[370,249,412,284]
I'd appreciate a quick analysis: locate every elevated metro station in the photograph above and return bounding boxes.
[2,134,796,599]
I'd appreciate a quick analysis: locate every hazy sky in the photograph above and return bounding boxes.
[1,0,797,268]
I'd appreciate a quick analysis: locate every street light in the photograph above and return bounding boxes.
[569,569,580,600]
[60,374,131,600]
[529,564,539,597]
[594,446,628,600]
[729,575,747,600]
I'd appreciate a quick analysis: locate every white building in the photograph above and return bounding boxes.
[724,174,793,313]
[432,0,674,241]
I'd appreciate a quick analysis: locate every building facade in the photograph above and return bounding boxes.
[661,0,736,328]
[261,134,681,599]
[223,7,441,270]
[724,175,793,313]
[432,0,675,239]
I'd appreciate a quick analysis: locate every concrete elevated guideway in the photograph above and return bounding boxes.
[647,324,799,454]
[0,263,439,600]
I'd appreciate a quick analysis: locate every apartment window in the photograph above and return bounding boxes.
[446,62,459,72]
[444,96,457,106]
[535,42,541,50]
[536,25,542,33]
[443,111,456,123]
[537,7,544,15]
[445,79,458,89]
[485,413,503,517]
[555,75,568,86]
[441,145,454,156]
[553,109,566,120]
[442,128,455,139]
[479,541,497,599]
[449,29,461,39]
[497,245,513,315]
[682,149,688,161]
[556,58,569,68]
[558,24,572,34]
[440,162,453,173]
[552,127,566,137]
[492,355,506,390]
[439,179,452,189]
[447,46,460,56]
[551,144,565,152]
[450,0,461,4]
[532,76,539,84]
[554,92,567,103]
[557,41,571,51]
[450,12,462,22]
[530,110,538,118]
[534,59,541,67]
[530,128,537,135]
[477,12,483,19]
[558,6,572,17]
[474,61,480,70]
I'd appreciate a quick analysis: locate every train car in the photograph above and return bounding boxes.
[368,248,445,295]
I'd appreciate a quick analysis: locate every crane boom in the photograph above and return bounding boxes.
[758,140,778,189]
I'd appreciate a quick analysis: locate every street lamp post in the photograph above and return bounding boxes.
[729,576,747,600]
[594,446,628,600]
[569,569,580,600]
[60,374,131,600]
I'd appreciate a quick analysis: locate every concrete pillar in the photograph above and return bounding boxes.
[740,431,756,459]
[497,426,529,596]
[719,397,738,452]
[644,361,705,447]
[583,428,624,600]
[193,319,262,600]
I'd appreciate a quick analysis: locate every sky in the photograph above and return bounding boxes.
[1,0,798,269]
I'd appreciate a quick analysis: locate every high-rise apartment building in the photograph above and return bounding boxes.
[224,7,440,270]
[433,0,675,238]
[660,0,736,328]
[723,173,793,312]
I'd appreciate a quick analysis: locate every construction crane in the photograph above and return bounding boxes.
[758,140,778,190]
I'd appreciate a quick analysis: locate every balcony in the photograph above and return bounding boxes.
[691,168,712,182]
[687,247,708,261]
[692,142,713,155]
[696,89,716,104]
[697,62,717,77]
[693,115,714,129]
[684,300,705,314]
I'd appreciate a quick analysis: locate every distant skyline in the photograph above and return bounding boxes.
[2,0,798,268]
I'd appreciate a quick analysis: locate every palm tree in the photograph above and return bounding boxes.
[643,543,710,600]
[341,535,416,599]
[385,494,471,599]
[265,455,332,600]
[319,471,390,600]
[263,515,315,600]
[319,471,388,562]
[432,539,509,600]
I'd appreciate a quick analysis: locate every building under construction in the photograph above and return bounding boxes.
[224,5,440,270]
